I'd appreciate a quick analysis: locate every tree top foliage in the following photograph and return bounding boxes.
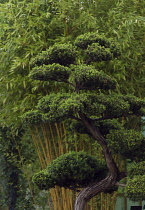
[23,33,145,124]
[22,33,145,201]
[22,32,145,201]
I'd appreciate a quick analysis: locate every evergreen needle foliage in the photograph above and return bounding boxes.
[33,151,107,190]
[21,32,145,207]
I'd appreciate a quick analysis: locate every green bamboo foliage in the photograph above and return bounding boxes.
[97,0,145,96]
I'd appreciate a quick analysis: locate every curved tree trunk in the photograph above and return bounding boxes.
[74,113,121,210]
[74,175,116,210]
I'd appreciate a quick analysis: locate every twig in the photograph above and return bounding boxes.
[115,182,126,187]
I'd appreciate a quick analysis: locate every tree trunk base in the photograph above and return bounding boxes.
[74,175,116,210]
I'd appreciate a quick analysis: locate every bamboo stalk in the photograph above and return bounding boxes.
[44,123,54,162]
[35,126,48,164]
[30,128,46,168]
[49,123,58,158]
[41,124,50,164]
[55,123,64,154]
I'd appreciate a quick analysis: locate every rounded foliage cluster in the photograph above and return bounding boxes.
[95,94,130,118]
[22,92,145,126]
[69,64,116,90]
[128,161,145,178]
[106,129,145,161]
[37,93,70,113]
[74,33,111,49]
[33,151,107,190]
[77,93,131,118]
[37,93,106,122]
[74,32,120,62]
[125,175,145,201]
[38,93,76,123]
[123,95,145,114]
[22,93,104,125]
[28,32,122,93]
[30,43,77,67]
[126,162,145,201]
[29,63,70,82]
[37,93,83,120]
[21,110,42,125]
[86,43,113,62]
[22,92,145,125]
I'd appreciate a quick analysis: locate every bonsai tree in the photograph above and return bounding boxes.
[22,32,145,210]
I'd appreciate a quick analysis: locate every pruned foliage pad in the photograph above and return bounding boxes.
[30,44,77,67]
[33,151,107,190]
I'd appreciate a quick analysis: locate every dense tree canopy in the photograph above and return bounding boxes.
[22,32,145,210]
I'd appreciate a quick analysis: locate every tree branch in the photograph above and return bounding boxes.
[56,79,76,88]
[69,115,81,121]
[78,112,120,177]
[63,80,76,88]
[115,182,126,187]
[67,186,80,192]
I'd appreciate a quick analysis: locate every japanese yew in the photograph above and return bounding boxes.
[22,32,145,209]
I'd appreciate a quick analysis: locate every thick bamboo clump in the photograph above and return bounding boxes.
[30,122,119,210]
